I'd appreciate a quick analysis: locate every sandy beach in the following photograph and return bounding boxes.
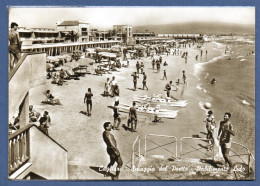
[28,41,253,179]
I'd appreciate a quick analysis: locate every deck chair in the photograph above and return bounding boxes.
[65,70,80,80]
[42,91,62,105]
[93,68,103,76]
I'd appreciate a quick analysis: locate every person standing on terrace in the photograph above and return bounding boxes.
[9,22,21,71]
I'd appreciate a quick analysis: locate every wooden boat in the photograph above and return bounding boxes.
[133,94,188,107]
[117,103,179,119]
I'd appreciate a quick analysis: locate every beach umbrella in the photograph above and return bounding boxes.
[78,58,95,66]
[47,56,60,62]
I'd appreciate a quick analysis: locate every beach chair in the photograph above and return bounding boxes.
[93,68,103,76]
[73,67,88,76]
[65,70,80,80]
[42,91,62,105]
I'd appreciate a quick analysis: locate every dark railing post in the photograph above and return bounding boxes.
[18,134,23,164]
[26,130,30,158]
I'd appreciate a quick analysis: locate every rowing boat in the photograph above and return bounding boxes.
[117,103,179,119]
[133,94,188,107]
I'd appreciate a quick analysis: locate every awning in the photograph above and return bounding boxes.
[99,52,117,58]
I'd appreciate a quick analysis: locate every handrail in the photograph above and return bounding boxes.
[9,124,35,140]
[9,124,67,152]
[180,137,213,159]
[8,52,46,82]
[231,141,255,175]
[145,134,177,158]
[131,136,140,169]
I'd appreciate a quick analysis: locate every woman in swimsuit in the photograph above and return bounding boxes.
[203,110,215,151]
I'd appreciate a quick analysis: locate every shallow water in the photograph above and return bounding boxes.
[193,36,255,153]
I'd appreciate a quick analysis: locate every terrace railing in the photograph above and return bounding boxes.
[8,124,33,176]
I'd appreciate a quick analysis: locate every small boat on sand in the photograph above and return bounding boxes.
[133,94,188,107]
[117,103,179,119]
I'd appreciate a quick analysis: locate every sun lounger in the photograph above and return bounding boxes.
[65,70,80,80]
[42,91,62,105]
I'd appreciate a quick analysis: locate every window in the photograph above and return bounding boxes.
[82,28,88,36]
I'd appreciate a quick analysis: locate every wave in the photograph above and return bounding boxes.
[235,37,255,44]
[193,55,226,78]
[237,56,244,58]
[212,41,224,48]
[242,100,250,105]
[196,84,207,93]
[240,59,247,61]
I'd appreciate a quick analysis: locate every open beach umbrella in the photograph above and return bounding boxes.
[78,58,95,66]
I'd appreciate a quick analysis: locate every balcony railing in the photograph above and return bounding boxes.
[8,124,33,176]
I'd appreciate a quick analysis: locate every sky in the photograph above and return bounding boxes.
[9,7,255,30]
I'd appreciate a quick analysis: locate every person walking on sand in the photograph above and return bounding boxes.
[109,76,117,97]
[152,59,155,69]
[140,62,144,74]
[142,72,148,90]
[162,70,167,80]
[129,102,138,132]
[136,61,140,74]
[104,78,110,97]
[131,72,139,91]
[113,101,121,130]
[156,60,160,73]
[165,81,173,97]
[217,112,235,173]
[84,88,93,116]
[201,50,203,56]
[204,110,215,151]
[182,70,187,85]
[103,122,123,180]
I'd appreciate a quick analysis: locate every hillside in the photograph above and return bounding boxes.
[133,22,255,34]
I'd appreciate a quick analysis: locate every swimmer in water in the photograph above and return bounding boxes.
[211,78,216,84]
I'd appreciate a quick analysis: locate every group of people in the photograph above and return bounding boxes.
[204,111,235,173]
[29,105,51,135]
[104,76,120,97]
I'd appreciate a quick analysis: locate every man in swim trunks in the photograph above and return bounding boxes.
[103,122,123,180]
[217,112,235,173]
[165,81,173,97]
[132,72,139,91]
[9,22,21,71]
[136,61,140,74]
[113,101,121,130]
[142,72,148,90]
[84,88,93,116]
[129,102,138,132]
[163,70,167,80]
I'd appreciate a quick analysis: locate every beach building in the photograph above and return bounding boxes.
[112,25,134,44]
[157,33,203,41]
[56,20,90,42]
[90,29,111,41]
[16,27,63,46]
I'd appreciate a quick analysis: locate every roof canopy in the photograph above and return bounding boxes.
[57,20,89,26]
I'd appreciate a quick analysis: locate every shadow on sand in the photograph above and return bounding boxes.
[126,88,136,91]
[122,124,136,132]
[80,111,88,116]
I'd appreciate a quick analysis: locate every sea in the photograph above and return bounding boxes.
[193,35,255,153]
